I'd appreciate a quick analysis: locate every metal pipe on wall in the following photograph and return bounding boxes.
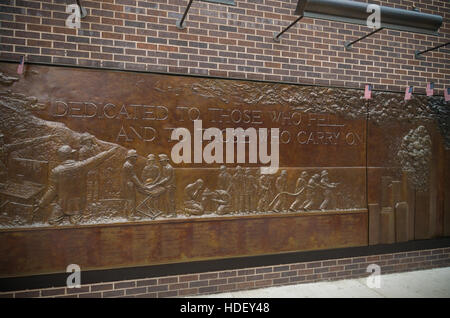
[295,0,442,35]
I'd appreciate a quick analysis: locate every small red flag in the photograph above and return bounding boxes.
[404,86,413,100]
[17,56,25,75]
[364,84,372,100]
[426,82,434,96]
[445,88,450,102]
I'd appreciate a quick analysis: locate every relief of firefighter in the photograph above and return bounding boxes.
[0,89,358,228]
[179,167,343,216]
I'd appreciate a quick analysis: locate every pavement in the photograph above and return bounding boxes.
[194,267,450,298]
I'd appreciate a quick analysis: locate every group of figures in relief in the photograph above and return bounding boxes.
[119,150,339,220]
[181,166,339,217]
[1,130,340,226]
[34,142,178,225]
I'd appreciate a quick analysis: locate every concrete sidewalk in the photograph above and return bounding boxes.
[194,267,450,298]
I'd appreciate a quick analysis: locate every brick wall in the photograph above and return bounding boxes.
[0,0,449,94]
[1,247,449,298]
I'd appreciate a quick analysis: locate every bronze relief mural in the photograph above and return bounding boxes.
[0,65,367,228]
[0,62,448,277]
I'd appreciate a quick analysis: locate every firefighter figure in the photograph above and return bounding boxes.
[302,173,321,211]
[39,145,118,225]
[289,171,308,212]
[217,165,232,193]
[319,170,338,210]
[148,154,176,217]
[272,170,288,212]
[122,149,147,221]
[231,166,245,213]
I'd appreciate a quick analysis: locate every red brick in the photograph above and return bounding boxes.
[306,261,322,268]
[209,70,228,77]
[214,282,235,293]
[189,280,208,288]
[41,288,66,297]
[273,277,289,285]
[90,53,112,60]
[367,255,381,262]
[198,286,218,294]
[158,290,178,298]
[169,282,189,290]
[432,249,444,255]
[52,27,77,35]
[65,286,89,294]
[28,24,51,32]
[112,281,135,290]
[125,287,147,296]
[178,288,198,296]
[148,285,168,293]
[90,283,113,292]
[322,272,338,279]
[263,272,281,280]
[273,265,290,272]
[115,12,136,20]
[136,279,157,287]
[101,3,123,11]
[103,32,123,40]
[56,295,78,298]
[246,274,264,281]
[314,267,330,274]
[102,17,123,26]
[158,277,178,284]
[256,267,273,274]
[125,34,146,42]
[209,278,227,286]
[254,280,273,288]
[79,292,102,298]
[236,282,255,290]
[137,43,157,50]
[237,269,255,276]
[16,15,40,24]
[298,269,314,275]
[322,260,337,266]
[290,276,306,283]
[336,270,352,277]
[305,274,321,282]
[78,44,101,52]
[219,271,237,278]
[199,273,218,280]
[135,293,157,298]
[330,265,345,272]
[158,45,178,52]
[15,290,40,298]
[290,263,306,270]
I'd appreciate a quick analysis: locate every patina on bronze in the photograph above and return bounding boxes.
[0,63,448,277]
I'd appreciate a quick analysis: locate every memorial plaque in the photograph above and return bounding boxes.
[366,93,449,242]
[0,62,448,277]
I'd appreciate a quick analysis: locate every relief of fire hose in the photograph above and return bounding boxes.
[0,75,356,228]
[181,167,340,216]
